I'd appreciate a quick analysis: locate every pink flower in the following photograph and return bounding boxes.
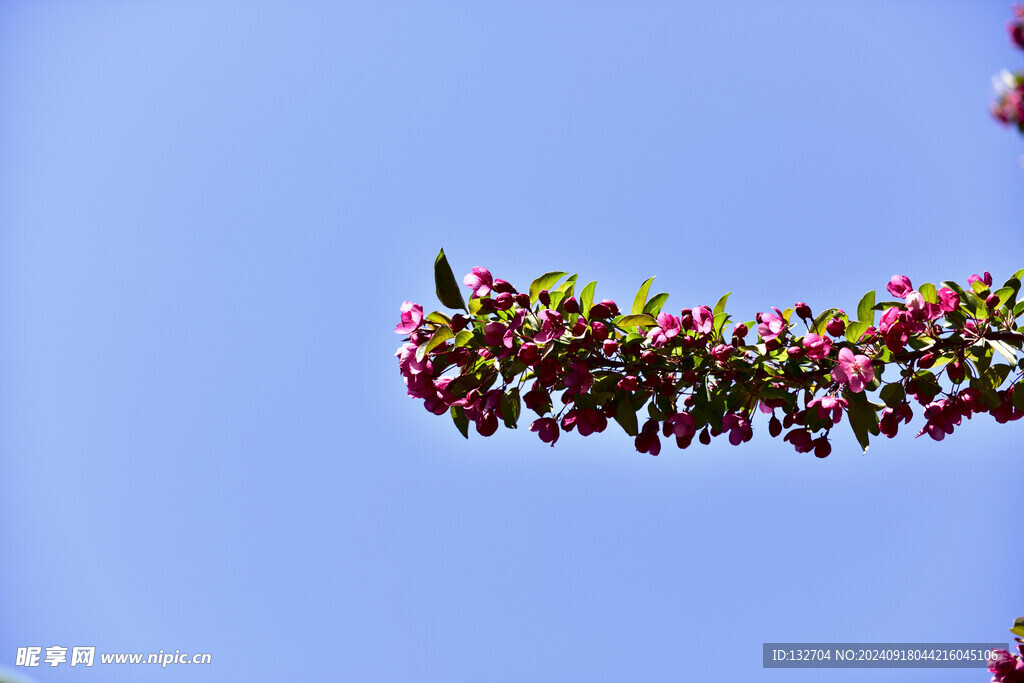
[831,347,874,393]
[617,375,638,392]
[967,271,993,287]
[807,395,848,424]
[395,301,424,334]
[634,420,661,455]
[576,408,608,436]
[784,428,814,453]
[665,412,696,439]
[691,306,714,334]
[936,287,960,313]
[563,360,593,395]
[711,344,733,361]
[647,313,680,348]
[517,342,539,365]
[533,309,565,344]
[530,418,559,445]
[720,414,752,445]
[463,267,493,297]
[802,333,832,360]
[757,309,786,341]
[483,321,507,346]
[885,275,913,298]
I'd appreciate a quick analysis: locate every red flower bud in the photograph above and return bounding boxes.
[794,302,812,320]
[813,437,832,458]
[563,297,579,314]
[787,346,805,359]
[451,314,468,333]
[825,317,845,337]
[918,353,936,369]
[538,290,550,306]
[515,293,531,308]
[768,415,782,437]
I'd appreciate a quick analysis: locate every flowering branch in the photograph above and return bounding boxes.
[396,256,1024,456]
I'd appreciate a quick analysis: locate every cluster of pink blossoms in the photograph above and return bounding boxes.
[990,645,1024,683]
[992,5,1024,128]
[396,251,1024,456]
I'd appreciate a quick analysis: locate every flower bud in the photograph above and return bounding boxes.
[492,278,515,294]
[986,293,1000,310]
[493,292,514,311]
[515,293,531,308]
[813,437,832,458]
[451,314,468,333]
[768,415,782,437]
[538,290,551,306]
[562,297,579,314]
[733,323,748,339]
[825,317,846,337]
[918,352,936,369]
[698,428,711,445]
[641,350,656,363]
[947,360,965,383]
[591,321,609,341]
[517,343,540,365]
[787,346,805,359]
[602,339,619,355]
[794,302,812,320]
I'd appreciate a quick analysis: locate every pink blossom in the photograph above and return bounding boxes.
[757,309,786,341]
[483,321,507,346]
[617,375,638,392]
[802,333,832,360]
[936,287,960,313]
[885,275,913,298]
[711,344,732,361]
[563,360,593,395]
[647,313,680,348]
[665,412,696,439]
[831,347,875,393]
[967,271,993,287]
[720,414,752,445]
[634,420,661,455]
[395,301,424,334]
[463,267,493,297]
[807,395,848,424]
[533,309,565,344]
[783,428,814,453]
[602,339,619,355]
[691,306,714,334]
[576,408,608,436]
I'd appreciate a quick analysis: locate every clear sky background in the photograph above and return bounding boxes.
[2,2,1023,681]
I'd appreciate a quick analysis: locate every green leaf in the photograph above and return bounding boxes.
[579,280,597,317]
[993,286,1015,308]
[918,283,936,304]
[631,276,656,315]
[501,388,521,429]
[845,390,879,454]
[614,393,639,436]
[1010,617,1024,639]
[416,325,453,362]
[453,330,474,347]
[450,406,469,439]
[433,248,468,312]
[1015,300,1024,318]
[987,339,1019,365]
[879,383,905,408]
[1013,386,1024,413]
[616,313,658,329]
[810,308,838,335]
[644,293,670,317]
[425,311,452,325]
[553,274,578,297]
[713,292,732,317]
[971,280,990,296]
[845,321,869,343]
[857,290,876,325]
[529,271,569,303]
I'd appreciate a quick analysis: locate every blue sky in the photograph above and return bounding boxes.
[2,2,1022,681]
